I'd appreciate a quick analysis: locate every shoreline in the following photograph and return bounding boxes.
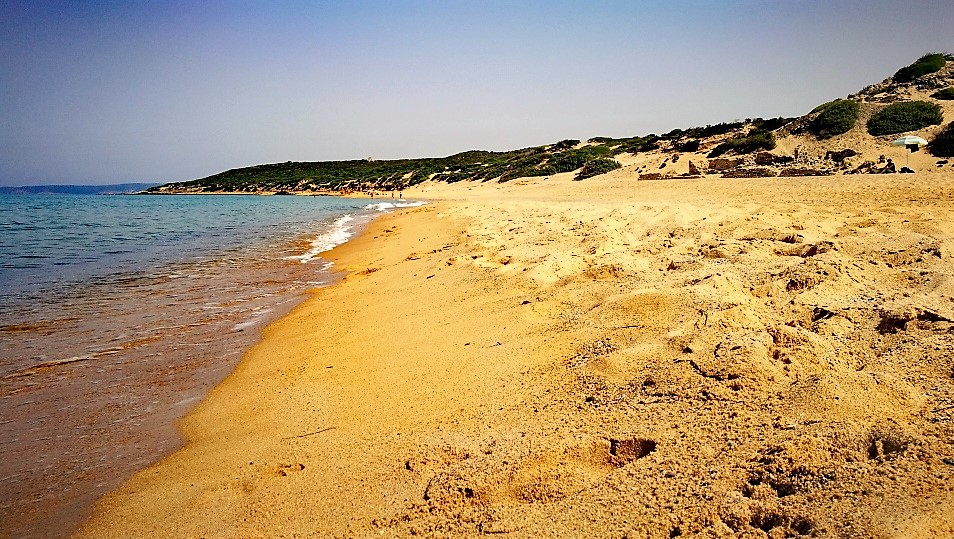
[72,202,468,537]
[75,173,954,537]
[0,195,393,539]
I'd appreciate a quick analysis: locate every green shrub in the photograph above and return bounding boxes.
[550,139,580,151]
[688,122,745,139]
[707,131,776,158]
[929,122,954,157]
[867,101,944,136]
[550,146,611,173]
[893,53,947,83]
[676,139,700,152]
[931,87,954,100]
[752,117,794,132]
[810,99,860,138]
[575,158,621,180]
[811,100,840,114]
[615,135,659,154]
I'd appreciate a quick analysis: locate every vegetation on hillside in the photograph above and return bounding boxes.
[893,53,947,83]
[149,138,647,192]
[676,121,744,139]
[676,139,700,152]
[146,51,951,194]
[660,118,789,142]
[146,114,800,193]
[588,135,660,155]
[810,99,860,138]
[867,101,944,136]
[931,87,954,100]
[811,100,840,114]
[750,117,794,132]
[707,130,776,158]
[929,122,954,157]
[575,158,622,180]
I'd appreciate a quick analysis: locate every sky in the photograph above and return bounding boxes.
[0,0,952,186]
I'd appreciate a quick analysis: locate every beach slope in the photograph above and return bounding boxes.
[76,172,954,538]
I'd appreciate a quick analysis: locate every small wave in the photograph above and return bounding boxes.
[232,307,274,331]
[288,214,356,264]
[364,200,427,212]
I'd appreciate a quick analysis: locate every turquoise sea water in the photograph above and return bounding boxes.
[0,193,420,539]
[2,193,370,304]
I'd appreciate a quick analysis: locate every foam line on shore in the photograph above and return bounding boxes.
[289,201,426,264]
[288,214,357,264]
[364,200,427,212]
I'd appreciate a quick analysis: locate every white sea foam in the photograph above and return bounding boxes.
[364,200,427,212]
[288,201,426,265]
[288,214,356,264]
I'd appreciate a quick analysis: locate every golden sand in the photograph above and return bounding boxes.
[75,171,954,538]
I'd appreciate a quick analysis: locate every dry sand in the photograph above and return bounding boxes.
[74,170,954,538]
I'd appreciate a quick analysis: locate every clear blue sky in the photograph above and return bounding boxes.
[1,0,951,185]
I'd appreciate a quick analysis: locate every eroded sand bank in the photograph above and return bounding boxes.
[76,172,954,538]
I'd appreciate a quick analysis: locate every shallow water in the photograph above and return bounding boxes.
[0,193,421,539]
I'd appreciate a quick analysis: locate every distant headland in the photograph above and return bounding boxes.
[0,183,160,195]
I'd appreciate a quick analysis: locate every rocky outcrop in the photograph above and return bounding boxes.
[779,167,833,177]
[708,158,744,172]
[824,149,857,164]
[754,152,795,166]
[722,167,777,178]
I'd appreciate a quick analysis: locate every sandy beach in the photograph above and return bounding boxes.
[74,170,954,538]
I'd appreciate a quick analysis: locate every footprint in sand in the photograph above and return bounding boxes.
[271,463,305,477]
[420,437,657,509]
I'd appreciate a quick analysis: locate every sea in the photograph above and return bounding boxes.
[0,192,422,539]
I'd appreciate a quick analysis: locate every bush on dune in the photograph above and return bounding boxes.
[676,139,700,152]
[752,117,794,132]
[931,87,954,100]
[575,158,621,180]
[811,99,840,114]
[867,101,943,136]
[707,131,776,158]
[929,123,954,157]
[893,53,947,83]
[810,99,860,139]
[550,139,580,151]
[615,135,659,155]
[550,146,612,173]
[692,122,745,138]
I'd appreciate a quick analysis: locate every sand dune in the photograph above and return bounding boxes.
[76,171,954,538]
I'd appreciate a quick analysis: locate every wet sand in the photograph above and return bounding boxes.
[75,171,954,538]
[0,206,367,539]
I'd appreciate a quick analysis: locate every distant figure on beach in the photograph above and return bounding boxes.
[883,159,896,174]
[399,191,403,199]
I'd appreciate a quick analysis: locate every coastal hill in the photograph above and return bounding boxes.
[148,54,954,194]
